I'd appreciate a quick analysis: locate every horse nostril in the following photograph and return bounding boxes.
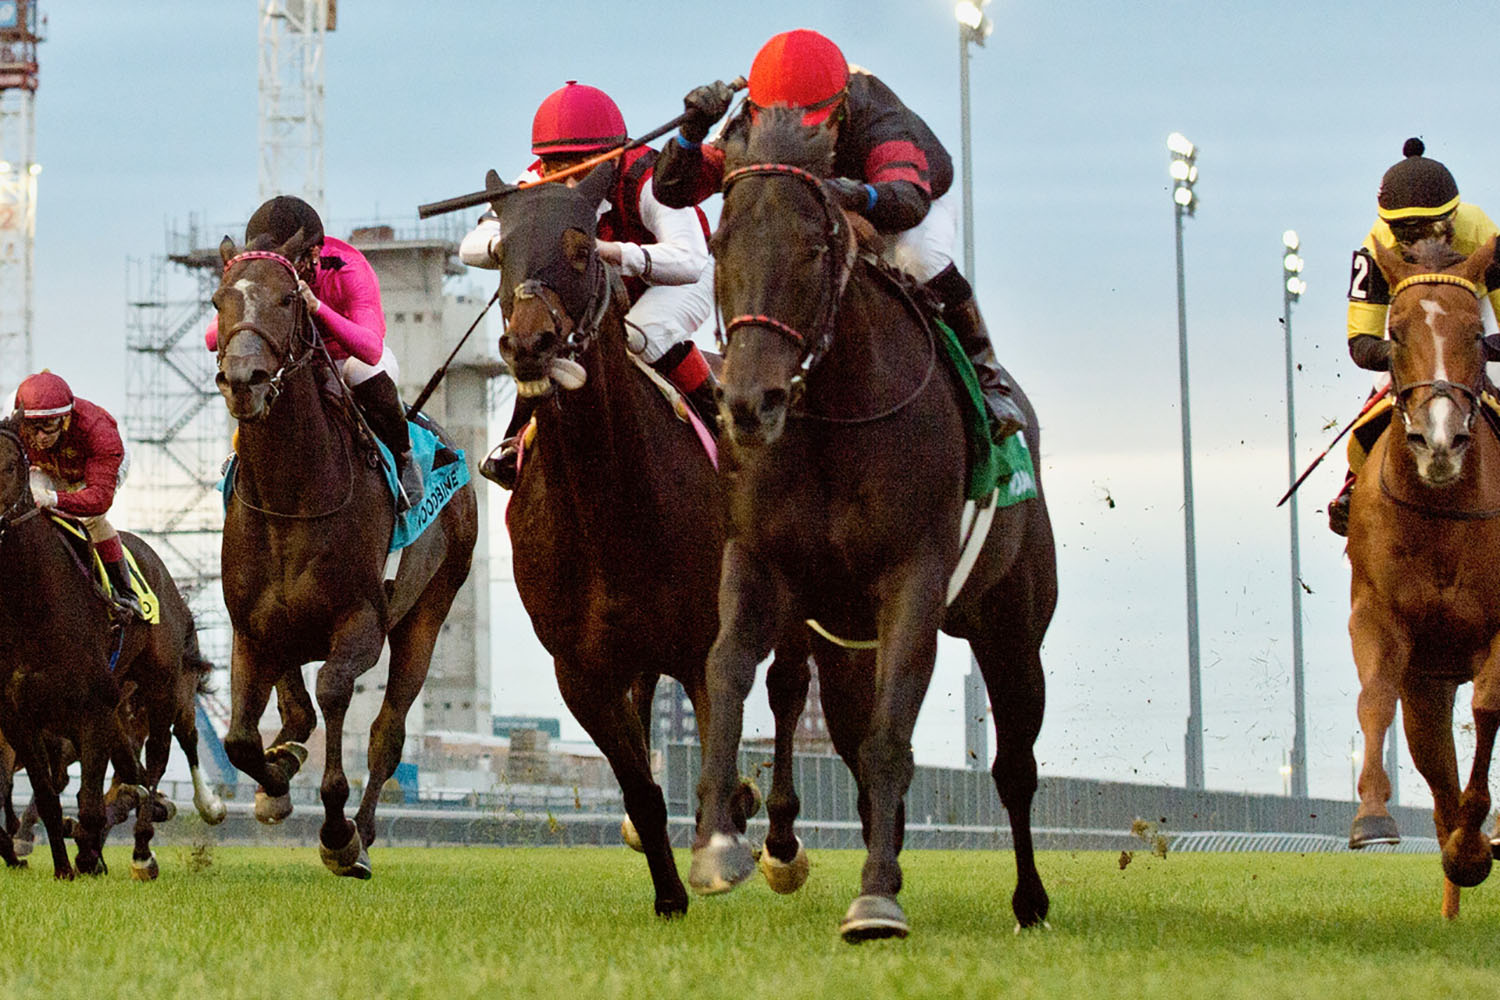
[214,372,229,390]
[535,329,558,353]
[1452,430,1472,449]
[498,334,512,354]
[249,369,271,387]
[1407,432,1426,449]
[761,388,788,415]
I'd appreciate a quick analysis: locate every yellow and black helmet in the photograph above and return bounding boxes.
[1377,137,1459,222]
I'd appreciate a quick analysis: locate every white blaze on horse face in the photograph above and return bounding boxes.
[231,277,271,330]
[1422,298,1461,453]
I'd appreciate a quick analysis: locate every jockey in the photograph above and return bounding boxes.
[653,28,1026,442]
[1328,138,1500,535]
[461,81,716,489]
[12,371,141,616]
[206,195,424,511]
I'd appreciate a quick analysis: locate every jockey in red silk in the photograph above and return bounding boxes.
[13,371,141,615]
[1326,138,1500,535]
[205,195,424,510]
[653,28,1026,442]
[460,81,716,488]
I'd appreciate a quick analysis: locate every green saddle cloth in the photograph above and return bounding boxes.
[933,318,1038,505]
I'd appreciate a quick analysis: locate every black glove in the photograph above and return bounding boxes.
[824,177,871,212]
[681,80,735,143]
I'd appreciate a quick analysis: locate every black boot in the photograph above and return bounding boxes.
[103,556,142,618]
[652,341,720,437]
[353,374,423,511]
[480,394,541,490]
[942,294,1027,442]
[1329,469,1356,537]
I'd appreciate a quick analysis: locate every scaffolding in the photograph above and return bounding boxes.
[258,0,332,213]
[0,0,41,396]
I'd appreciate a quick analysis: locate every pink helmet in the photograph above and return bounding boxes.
[531,81,628,156]
[14,370,74,420]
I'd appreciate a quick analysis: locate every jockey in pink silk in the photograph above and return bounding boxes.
[206,195,424,509]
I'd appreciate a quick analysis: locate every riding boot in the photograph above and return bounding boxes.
[652,341,720,436]
[353,373,423,512]
[1329,468,1356,537]
[480,395,539,490]
[941,294,1027,443]
[102,555,142,618]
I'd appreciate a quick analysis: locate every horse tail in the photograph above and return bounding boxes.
[180,620,215,696]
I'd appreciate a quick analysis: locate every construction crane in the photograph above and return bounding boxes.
[0,0,42,396]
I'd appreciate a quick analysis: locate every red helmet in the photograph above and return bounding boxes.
[748,29,850,127]
[531,82,628,156]
[14,371,74,420]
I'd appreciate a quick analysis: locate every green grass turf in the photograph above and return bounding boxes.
[1,845,1497,999]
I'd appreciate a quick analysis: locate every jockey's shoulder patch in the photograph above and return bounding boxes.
[1348,247,1390,305]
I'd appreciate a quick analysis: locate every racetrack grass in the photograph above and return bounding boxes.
[1,845,1497,1000]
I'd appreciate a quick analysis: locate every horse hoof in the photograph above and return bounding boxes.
[195,792,228,826]
[265,742,309,777]
[620,817,645,853]
[840,894,910,943]
[104,785,141,827]
[13,837,33,858]
[60,817,79,839]
[1442,836,1493,888]
[253,788,294,825]
[1349,814,1401,849]
[4,858,25,870]
[151,792,177,823]
[758,837,810,894]
[688,832,755,895]
[733,777,763,821]
[129,852,159,882]
[76,854,107,877]
[320,823,373,880]
[1491,835,1500,861]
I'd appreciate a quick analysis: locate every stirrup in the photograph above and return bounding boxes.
[480,439,520,490]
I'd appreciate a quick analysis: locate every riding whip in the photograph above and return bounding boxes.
[406,286,502,418]
[416,77,748,219]
[1277,388,1389,507]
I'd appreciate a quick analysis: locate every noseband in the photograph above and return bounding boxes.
[1388,271,1485,431]
[718,163,859,380]
[511,254,612,361]
[217,250,320,411]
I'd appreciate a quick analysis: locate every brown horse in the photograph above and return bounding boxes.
[213,233,478,878]
[694,108,1057,941]
[1346,235,1500,919]
[488,164,797,916]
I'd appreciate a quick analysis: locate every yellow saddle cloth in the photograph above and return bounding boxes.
[48,515,161,624]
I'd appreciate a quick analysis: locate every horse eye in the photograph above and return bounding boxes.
[281,292,297,307]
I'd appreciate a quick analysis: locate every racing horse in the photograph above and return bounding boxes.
[487,163,805,916]
[213,233,478,878]
[1346,235,1500,919]
[693,107,1057,941]
[0,415,194,878]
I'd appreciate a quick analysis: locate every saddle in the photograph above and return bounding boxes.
[46,515,161,624]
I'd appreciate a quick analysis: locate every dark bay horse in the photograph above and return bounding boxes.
[1346,235,1500,919]
[695,108,1057,941]
[0,416,207,879]
[213,234,478,878]
[488,164,792,916]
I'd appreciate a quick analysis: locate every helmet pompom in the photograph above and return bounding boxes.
[1402,137,1425,158]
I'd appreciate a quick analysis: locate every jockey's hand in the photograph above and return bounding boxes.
[297,279,322,315]
[680,80,735,143]
[824,177,872,212]
[595,240,623,266]
[30,483,56,508]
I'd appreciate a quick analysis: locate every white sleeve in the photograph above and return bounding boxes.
[599,179,709,286]
[459,211,501,269]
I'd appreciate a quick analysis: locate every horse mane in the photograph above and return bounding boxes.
[0,411,21,439]
[1403,237,1465,270]
[723,105,838,176]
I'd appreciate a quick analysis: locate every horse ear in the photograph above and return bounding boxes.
[1370,238,1409,287]
[1463,234,1500,289]
[485,168,517,215]
[574,160,619,209]
[220,236,238,265]
[563,228,594,274]
[277,227,307,261]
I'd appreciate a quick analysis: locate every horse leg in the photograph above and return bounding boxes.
[1348,607,1403,847]
[174,694,225,825]
[759,635,811,893]
[15,728,72,879]
[690,541,784,896]
[1401,677,1464,918]
[617,672,660,853]
[223,638,300,824]
[969,628,1050,929]
[71,714,117,877]
[811,639,879,848]
[560,663,688,917]
[0,736,21,868]
[314,619,383,878]
[1444,700,1500,892]
[840,564,946,943]
[128,705,173,882]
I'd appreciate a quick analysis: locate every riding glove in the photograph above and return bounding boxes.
[297,279,322,315]
[31,484,56,508]
[680,80,736,143]
[825,177,874,213]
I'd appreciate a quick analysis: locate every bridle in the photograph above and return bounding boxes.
[1387,271,1485,433]
[718,162,859,385]
[216,250,321,413]
[509,253,613,366]
[0,424,41,541]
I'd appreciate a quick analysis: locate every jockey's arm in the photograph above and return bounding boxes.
[459,211,501,269]
[652,136,726,209]
[601,181,709,286]
[311,263,386,366]
[1347,236,1391,372]
[55,447,122,519]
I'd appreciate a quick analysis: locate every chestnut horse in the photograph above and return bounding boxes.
[487,164,808,916]
[213,234,478,878]
[1347,235,1500,919]
[694,108,1057,941]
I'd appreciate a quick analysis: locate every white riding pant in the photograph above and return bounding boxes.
[337,344,400,387]
[30,444,130,543]
[879,190,959,285]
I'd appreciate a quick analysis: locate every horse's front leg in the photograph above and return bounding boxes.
[71,712,118,877]
[1445,690,1500,890]
[840,560,946,943]
[129,703,176,882]
[1348,603,1404,847]
[690,540,786,896]
[223,634,299,824]
[1401,676,1464,918]
[759,628,811,894]
[315,612,384,879]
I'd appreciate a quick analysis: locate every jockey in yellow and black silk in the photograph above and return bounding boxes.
[652,27,1026,443]
[1328,138,1500,536]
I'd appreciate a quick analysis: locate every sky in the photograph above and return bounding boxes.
[17,0,1500,807]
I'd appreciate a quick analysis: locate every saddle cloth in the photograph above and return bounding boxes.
[48,515,161,624]
[932,317,1037,506]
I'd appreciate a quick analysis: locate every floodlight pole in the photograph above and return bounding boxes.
[1282,264,1308,799]
[958,20,979,283]
[1174,197,1204,792]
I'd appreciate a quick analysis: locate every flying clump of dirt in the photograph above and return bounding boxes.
[1130,817,1170,858]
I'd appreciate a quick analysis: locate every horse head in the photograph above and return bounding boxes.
[1372,235,1498,486]
[493,163,619,400]
[0,415,33,532]
[212,229,315,422]
[715,106,851,447]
